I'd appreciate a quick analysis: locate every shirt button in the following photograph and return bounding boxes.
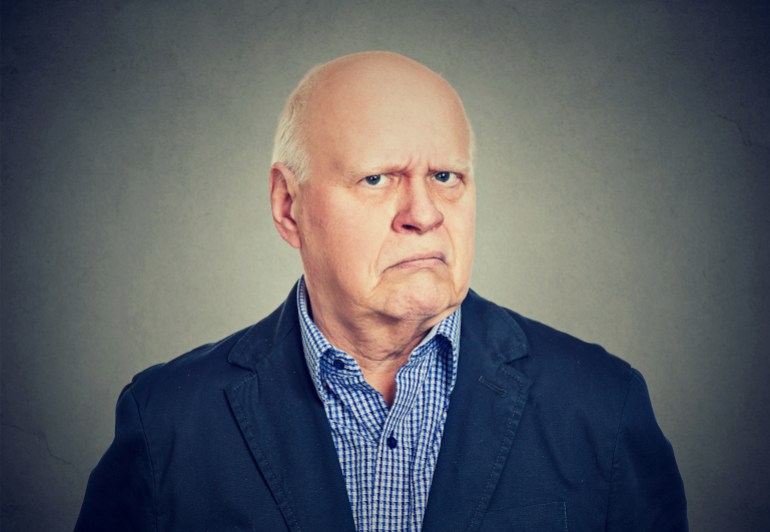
[387,435,398,449]
[332,359,345,370]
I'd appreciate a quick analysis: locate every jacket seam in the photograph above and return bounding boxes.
[466,374,529,531]
[603,366,634,532]
[228,376,303,532]
[128,386,160,532]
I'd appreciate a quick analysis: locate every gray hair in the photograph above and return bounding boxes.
[271,64,325,184]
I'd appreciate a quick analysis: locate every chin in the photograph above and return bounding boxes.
[383,282,458,322]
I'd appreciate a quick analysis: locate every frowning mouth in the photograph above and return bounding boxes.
[387,253,447,271]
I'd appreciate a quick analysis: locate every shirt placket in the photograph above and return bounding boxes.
[369,344,434,531]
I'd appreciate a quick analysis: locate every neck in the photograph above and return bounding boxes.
[307,296,450,407]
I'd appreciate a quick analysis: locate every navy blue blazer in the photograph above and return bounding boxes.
[75,286,687,531]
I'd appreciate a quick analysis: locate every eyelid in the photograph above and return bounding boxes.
[433,170,461,176]
[360,173,389,186]
[432,170,462,183]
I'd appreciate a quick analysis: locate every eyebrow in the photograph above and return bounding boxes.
[344,159,473,178]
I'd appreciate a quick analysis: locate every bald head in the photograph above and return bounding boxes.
[271,51,473,183]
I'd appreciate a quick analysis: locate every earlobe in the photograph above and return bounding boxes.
[269,163,302,249]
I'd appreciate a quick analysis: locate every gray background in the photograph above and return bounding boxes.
[2,0,769,530]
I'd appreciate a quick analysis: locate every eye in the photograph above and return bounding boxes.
[433,171,460,184]
[363,174,386,186]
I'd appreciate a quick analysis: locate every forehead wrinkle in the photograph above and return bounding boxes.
[340,147,472,174]
[341,160,412,179]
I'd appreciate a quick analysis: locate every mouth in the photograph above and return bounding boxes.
[387,253,447,271]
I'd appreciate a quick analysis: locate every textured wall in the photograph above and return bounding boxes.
[2,1,768,530]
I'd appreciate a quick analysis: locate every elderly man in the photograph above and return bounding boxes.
[76,52,687,531]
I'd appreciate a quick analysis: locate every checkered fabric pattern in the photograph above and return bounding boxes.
[297,277,460,532]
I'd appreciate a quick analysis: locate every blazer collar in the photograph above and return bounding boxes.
[226,283,302,372]
[224,283,356,531]
[422,289,532,532]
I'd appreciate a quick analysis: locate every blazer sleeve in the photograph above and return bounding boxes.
[605,369,688,531]
[74,384,157,532]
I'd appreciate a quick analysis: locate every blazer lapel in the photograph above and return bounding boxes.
[224,286,356,532]
[423,291,532,532]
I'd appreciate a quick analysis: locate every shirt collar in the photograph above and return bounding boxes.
[296,276,461,401]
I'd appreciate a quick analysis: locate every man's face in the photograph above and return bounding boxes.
[285,58,475,328]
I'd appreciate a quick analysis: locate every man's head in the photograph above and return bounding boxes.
[270,51,475,332]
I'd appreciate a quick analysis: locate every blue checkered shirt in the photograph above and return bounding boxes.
[297,277,460,532]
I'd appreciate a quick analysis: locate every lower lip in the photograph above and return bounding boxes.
[390,257,445,270]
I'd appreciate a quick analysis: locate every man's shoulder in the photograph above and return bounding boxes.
[514,309,630,374]
[465,289,635,398]
[130,326,251,391]
[127,296,292,403]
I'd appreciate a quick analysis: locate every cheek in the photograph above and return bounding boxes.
[304,200,389,268]
[449,206,476,271]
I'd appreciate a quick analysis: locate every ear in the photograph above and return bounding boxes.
[269,163,302,249]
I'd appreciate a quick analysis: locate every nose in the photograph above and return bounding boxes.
[392,177,444,234]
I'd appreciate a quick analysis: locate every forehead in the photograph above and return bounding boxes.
[303,61,472,174]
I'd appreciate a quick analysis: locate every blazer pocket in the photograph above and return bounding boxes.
[479,501,568,531]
